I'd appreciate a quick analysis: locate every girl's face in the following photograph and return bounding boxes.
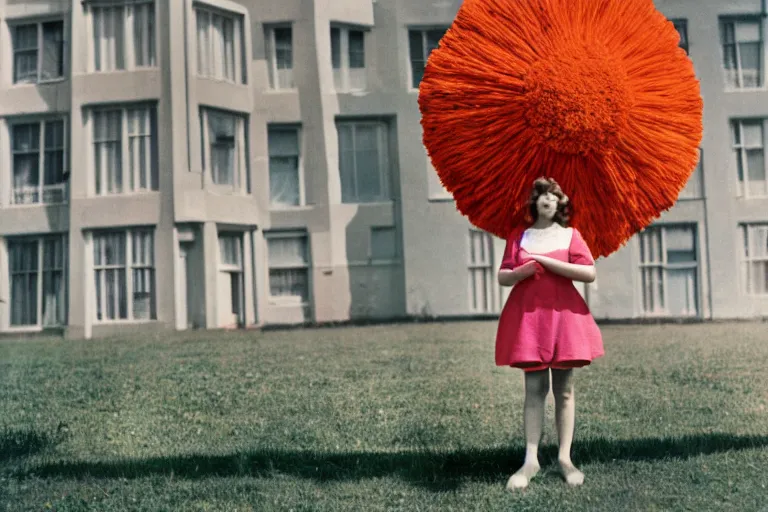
[536,192,558,220]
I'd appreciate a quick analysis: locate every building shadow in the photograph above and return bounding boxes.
[7,432,767,492]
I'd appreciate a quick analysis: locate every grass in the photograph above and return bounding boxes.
[1,321,767,511]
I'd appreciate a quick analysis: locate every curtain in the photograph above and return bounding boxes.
[9,241,39,326]
[12,123,40,204]
[13,25,38,83]
[94,111,122,194]
[41,21,64,79]
[208,112,236,185]
[93,6,125,71]
[268,129,300,206]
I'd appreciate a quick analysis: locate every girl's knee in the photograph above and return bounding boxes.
[525,371,550,398]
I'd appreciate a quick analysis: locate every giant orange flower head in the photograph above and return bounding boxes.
[418,0,704,258]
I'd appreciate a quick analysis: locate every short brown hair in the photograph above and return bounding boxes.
[528,177,571,226]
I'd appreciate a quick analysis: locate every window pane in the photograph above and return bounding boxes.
[267,236,308,266]
[219,234,242,266]
[270,157,300,206]
[739,42,762,87]
[338,125,356,201]
[269,269,309,300]
[196,10,210,75]
[132,2,156,67]
[746,148,765,183]
[208,111,237,185]
[736,21,761,42]
[330,27,341,69]
[94,111,123,194]
[665,226,696,263]
[268,128,299,157]
[274,27,292,69]
[348,30,365,68]
[742,122,762,147]
[666,268,698,316]
[41,21,64,79]
[9,240,39,326]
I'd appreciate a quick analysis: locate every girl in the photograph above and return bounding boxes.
[496,177,604,490]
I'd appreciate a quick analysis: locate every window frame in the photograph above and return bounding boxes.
[265,24,295,90]
[336,119,392,204]
[200,106,250,194]
[7,115,69,206]
[677,148,704,201]
[87,103,159,196]
[637,224,700,317]
[91,228,156,323]
[720,16,764,90]
[731,118,768,199]
[194,3,246,84]
[330,24,367,92]
[739,223,768,296]
[369,226,398,264]
[86,0,158,72]
[9,18,66,85]
[467,228,499,314]
[671,18,689,55]
[407,26,449,90]
[217,231,245,326]
[265,230,311,306]
[6,234,68,330]
[267,124,305,209]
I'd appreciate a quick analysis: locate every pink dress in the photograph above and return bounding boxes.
[495,228,604,371]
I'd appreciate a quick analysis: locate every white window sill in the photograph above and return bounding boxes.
[5,201,68,208]
[724,86,768,93]
[267,297,307,306]
[91,190,160,198]
[11,77,67,87]
[2,326,52,333]
[269,204,312,211]
[264,87,298,94]
[94,319,156,325]
[83,67,159,77]
[196,75,246,86]
[333,89,369,96]
[428,195,454,203]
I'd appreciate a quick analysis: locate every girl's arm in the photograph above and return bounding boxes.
[528,254,596,283]
[498,261,540,287]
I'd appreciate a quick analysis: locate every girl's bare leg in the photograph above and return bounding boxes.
[552,368,584,486]
[507,369,549,490]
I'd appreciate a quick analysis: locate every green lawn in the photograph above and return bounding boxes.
[1,321,767,511]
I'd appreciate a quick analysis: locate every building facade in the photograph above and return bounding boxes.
[0,0,766,339]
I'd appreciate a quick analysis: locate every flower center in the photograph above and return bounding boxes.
[522,45,633,156]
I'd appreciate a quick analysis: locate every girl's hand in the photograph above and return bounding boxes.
[518,260,544,280]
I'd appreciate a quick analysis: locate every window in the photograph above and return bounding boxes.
[8,235,67,328]
[678,148,703,200]
[89,1,156,71]
[195,6,245,83]
[92,229,155,322]
[266,26,294,89]
[268,126,303,207]
[672,19,689,54]
[266,232,310,304]
[408,28,447,89]
[468,229,498,313]
[370,226,397,261]
[218,233,244,327]
[10,118,67,205]
[11,20,64,84]
[740,223,768,295]
[337,120,391,203]
[331,26,366,91]
[721,18,762,89]
[731,119,767,198]
[91,105,158,195]
[639,225,699,317]
[426,151,452,201]
[200,108,249,191]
